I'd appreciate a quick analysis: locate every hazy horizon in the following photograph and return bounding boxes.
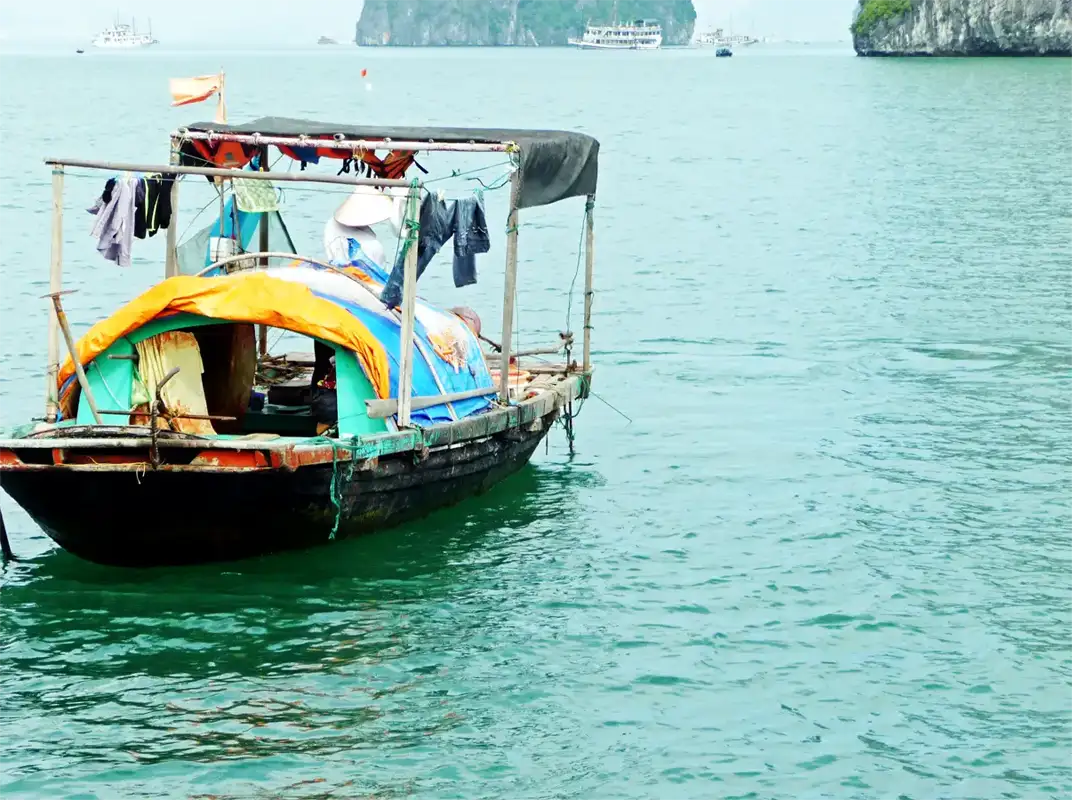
[0,1,854,46]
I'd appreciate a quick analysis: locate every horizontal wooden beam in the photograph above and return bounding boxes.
[365,386,498,420]
[43,158,411,189]
[172,130,513,154]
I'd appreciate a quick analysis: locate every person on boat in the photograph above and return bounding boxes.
[312,354,338,435]
[323,185,399,267]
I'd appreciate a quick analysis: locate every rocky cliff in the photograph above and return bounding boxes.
[852,0,1072,55]
[355,0,696,46]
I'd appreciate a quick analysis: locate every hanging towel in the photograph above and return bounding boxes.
[87,175,137,266]
[233,177,279,213]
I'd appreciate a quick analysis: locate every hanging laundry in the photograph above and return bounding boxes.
[233,177,279,213]
[87,174,137,267]
[97,174,175,239]
[381,192,490,308]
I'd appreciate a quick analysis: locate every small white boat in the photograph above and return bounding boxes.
[568,19,663,50]
[92,17,157,49]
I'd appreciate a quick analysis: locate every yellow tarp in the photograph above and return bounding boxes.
[58,273,390,420]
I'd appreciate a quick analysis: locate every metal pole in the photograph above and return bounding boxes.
[45,167,63,422]
[49,293,102,425]
[396,185,421,427]
[582,195,595,373]
[499,171,521,403]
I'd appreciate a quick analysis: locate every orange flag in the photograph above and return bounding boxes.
[169,72,226,124]
[169,75,220,106]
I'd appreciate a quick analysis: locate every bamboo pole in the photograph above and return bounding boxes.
[583,195,595,373]
[258,147,269,356]
[49,293,102,425]
[45,167,63,423]
[43,159,411,189]
[164,179,179,278]
[396,186,421,427]
[171,130,512,154]
[366,386,495,420]
[499,172,521,403]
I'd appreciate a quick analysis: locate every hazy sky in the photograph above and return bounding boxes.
[0,0,854,45]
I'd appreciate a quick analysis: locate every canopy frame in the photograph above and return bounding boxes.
[41,134,596,428]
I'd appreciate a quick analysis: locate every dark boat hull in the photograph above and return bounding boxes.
[0,423,549,567]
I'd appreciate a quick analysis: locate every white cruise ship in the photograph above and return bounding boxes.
[567,19,663,50]
[694,28,758,47]
[92,19,158,48]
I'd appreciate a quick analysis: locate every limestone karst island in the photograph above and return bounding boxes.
[852,0,1072,56]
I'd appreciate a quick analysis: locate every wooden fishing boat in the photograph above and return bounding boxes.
[0,118,600,566]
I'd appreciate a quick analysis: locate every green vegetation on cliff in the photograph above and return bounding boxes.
[851,0,913,36]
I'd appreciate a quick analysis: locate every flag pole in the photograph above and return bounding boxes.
[215,68,227,125]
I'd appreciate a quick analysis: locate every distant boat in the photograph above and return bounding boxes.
[715,46,732,57]
[76,49,85,54]
[318,36,339,45]
[92,16,157,48]
[568,19,662,50]
[695,28,757,48]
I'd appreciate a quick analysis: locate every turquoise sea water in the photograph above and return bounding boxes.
[0,44,1070,799]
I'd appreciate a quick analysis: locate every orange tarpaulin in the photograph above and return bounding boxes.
[57,273,390,420]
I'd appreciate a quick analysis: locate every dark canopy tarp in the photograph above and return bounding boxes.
[179,117,599,209]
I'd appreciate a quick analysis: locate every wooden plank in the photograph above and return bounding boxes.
[46,167,63,423]
[583,194,595,372]
[499,171,521,402]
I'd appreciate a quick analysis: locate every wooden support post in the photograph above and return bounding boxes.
[583,195,595,373]
[396,186,421,428]
[49,293,102,425]
[45,167,64,423]
[499,171,521,403]
[164,179,179,278]
[258,147,270,356]
[0,506,13,562]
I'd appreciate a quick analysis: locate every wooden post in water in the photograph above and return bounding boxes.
[583,195,595,373]
[499,172,521,403]
[258,147,270,356]
[396,185,421,427]
[45,167,64,423]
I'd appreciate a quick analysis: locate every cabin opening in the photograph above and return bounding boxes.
[76,318,387,439]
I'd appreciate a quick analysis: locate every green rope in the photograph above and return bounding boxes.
[306,435,361,540]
